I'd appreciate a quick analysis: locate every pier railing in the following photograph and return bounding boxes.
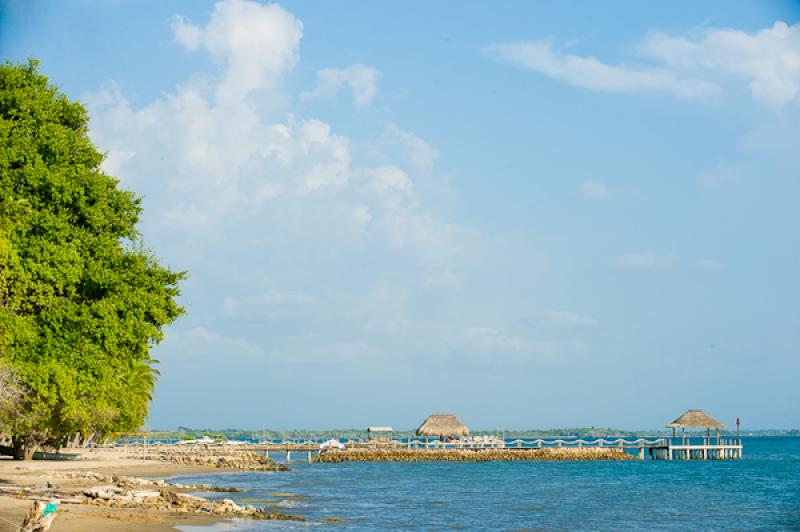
[117,437,670,451]
[118,435,742,461]
[388,438,670,450]
[116,437,750,449]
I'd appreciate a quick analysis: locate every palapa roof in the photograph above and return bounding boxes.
[666,409,726,429]
[416,414,469,438]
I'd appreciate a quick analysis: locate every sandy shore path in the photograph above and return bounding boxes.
[0,449,227,531]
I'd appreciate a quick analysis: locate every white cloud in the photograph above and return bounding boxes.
[364,165,413,202]
[89,85,353,229]
[166,326,264,358]
[484,41,717,98]
[294,119,351,193]
[222,290,316,320]
[88,1,462,265]
[384,211,466,265]
[381,123,439,173]
[486,21,800,105]
[617,252,675,270]
[302,64,379,107]
[349,165,470,263]
[458,325,589,363]
[171,0,303,105]
[639,22,800,106]
[351,205,373,227]
[578,181,610,200]
[171,16,203,50]
[87,0,556,379]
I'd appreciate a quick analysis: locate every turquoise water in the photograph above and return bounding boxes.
[175,437,800,530]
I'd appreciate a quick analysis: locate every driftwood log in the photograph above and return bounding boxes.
[20,500,58,531]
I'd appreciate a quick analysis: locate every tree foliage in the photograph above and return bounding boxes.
[0,361,25,419]
[0,59,185,459]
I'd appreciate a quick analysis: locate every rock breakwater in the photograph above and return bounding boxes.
[314,448,636,463]
[130,447,290,471]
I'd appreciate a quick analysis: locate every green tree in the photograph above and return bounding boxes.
[0,59,185,459]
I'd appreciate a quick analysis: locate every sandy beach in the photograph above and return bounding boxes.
[0,449,226,531]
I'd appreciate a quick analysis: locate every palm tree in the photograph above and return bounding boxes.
[122,358,160,408]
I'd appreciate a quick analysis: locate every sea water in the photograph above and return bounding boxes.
[175,437,800,530]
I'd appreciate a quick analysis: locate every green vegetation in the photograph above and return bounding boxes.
[0,60,185,459]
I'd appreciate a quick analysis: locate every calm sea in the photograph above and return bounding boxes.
[175,437,800,531]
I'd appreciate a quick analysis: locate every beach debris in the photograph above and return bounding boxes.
[314,447,637,463]
[46,471,244,493]
[0,483,59,497]
[20,500,58,531]
[3,472,296,522]
[81,483,303,520]
[47,471,107,481]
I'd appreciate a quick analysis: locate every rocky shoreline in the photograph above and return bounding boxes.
[0,470,303,522]
[314,447,636,462]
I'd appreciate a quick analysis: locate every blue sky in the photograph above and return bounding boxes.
[2,0,799,430]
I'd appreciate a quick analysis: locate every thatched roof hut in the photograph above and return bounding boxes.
[666,409,726,430]
[416,414,469,439]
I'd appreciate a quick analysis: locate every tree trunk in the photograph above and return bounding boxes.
[12,436,26,460]
[11,435,38,460]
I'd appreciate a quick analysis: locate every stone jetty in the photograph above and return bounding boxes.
[130,447,290,471]
[314,447,636,463]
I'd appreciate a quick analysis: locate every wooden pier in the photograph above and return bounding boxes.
[654,409,742,460]
[649,438,742,461]
[122,436,742,461]
[120,409,743,462]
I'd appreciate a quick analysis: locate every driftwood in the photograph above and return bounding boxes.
[27,495,83,504]
[0,474,303,522]
[20,500,58,531]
